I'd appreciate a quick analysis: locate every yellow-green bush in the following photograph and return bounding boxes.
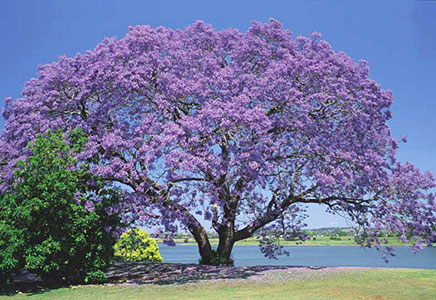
[114,228,163,262]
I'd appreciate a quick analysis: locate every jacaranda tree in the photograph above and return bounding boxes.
[1,20,435,265]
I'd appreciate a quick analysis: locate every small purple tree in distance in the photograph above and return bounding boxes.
[1,20,435,265]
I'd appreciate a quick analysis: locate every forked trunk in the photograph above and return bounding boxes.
[191,224,236,266]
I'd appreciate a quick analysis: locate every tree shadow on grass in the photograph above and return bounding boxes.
[106,262,327,285]
[0,270,65,296]
[0,262,328,295]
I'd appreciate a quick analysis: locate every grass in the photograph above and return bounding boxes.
[2,268,435,300]
[158,236,412,246]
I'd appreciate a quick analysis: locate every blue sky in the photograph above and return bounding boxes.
[1,0,435,228]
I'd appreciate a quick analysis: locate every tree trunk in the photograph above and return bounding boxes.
[187,220,214,265]
[189,220,236,266]
[216,226,235,265]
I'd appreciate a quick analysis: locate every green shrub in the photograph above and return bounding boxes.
[336,230,348,237]
[0,223,25,285]
[0,129,123,285]
[84,270,107,284]
[114,228,163,262]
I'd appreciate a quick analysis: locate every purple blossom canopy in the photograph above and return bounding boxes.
[1,19,435,261]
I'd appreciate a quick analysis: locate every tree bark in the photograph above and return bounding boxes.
[187,220,214,265]
[216,225,235,265]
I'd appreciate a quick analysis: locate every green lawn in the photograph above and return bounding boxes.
[2,268,435,300]
[159,236,412,246]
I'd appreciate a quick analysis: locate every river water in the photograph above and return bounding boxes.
[158,244,436,269]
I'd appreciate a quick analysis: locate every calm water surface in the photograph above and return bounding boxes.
[158,244,436,269]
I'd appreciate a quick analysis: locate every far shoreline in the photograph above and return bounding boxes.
[156,242,426,247]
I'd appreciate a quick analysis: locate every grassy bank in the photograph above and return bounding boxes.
[2,268,435,300]
[157,236,412,246]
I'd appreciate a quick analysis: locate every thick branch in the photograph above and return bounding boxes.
[234,191,378,242]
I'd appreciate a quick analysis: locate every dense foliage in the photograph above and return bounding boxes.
[0,20,435,265]
[0,129,123,285]
[114,228,163,262]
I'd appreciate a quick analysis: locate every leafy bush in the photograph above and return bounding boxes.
[336,230,348,237]
[0,129,123,285]
[0,223,24,285]
[84,270,108,284]
[114,228,163,262]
